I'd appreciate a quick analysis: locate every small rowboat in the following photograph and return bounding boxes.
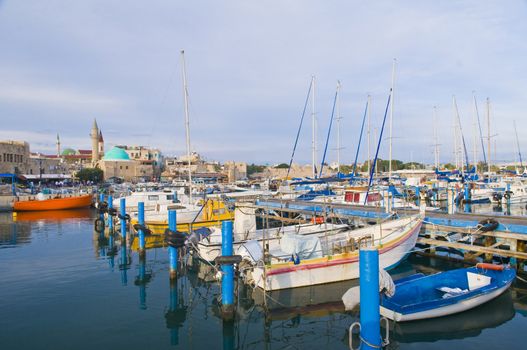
[13,194,93,211]
[380,263,516,322]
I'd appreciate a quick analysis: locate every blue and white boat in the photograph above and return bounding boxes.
[380,263,516,322]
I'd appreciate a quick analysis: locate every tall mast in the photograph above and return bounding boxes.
[389,59,396,182]
[433,106,439,169]
[453,95,469,176]
[514,120,523,168]
[472,95,477,173]
[181,50,193,203]
[487,98,491,176]
[473,94,487,165]
[336,81,342,174]
[453,96,459,169]
[367,95,372,176]
[311,75,316,178]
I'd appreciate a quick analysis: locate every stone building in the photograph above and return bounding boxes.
[224,161,247,182]
[0,141,30,174]
[99,146,154,181]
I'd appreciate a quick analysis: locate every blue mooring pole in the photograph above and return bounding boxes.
[98,193,105,236]
[138,202,146,258]
[359,247,381,350]
[108,195,114,231]
[464,183,470,202]
[168,210,178,279]
[120,198,126,239]
[221,220,235,320]
[414,186,420,206]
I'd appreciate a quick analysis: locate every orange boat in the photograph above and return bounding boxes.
[13,194,94,211]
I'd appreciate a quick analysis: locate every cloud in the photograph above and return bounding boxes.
[0,0,526,164]
[0,84,123,111]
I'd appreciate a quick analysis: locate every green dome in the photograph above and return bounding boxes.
[62,148,77,156]
[103,147,130,161]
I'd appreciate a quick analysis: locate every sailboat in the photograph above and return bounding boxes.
[129,51,233,232]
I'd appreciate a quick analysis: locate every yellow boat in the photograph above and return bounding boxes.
[130,199,234,235]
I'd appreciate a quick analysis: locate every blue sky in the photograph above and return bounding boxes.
[0,1,526,165]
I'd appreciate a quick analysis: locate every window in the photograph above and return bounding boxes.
[125,166,128,169]
[147,195,159,201]
[120,166,122,170]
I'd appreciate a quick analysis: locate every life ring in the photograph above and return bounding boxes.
[477,218,499,232]
[504,191,512,200]
[492,193,502,202]
[476,263,505,271]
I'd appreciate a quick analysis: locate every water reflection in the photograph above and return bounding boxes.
[134,255,152,310]
[387,290,515,344]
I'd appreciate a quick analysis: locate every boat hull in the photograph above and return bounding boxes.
[252,217,422,291]
[381,280,513,322]
[13,194,93,211]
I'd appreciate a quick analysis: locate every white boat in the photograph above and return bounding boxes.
[192,205,348,261]
[112,189,188,212]
[247,214,423,291]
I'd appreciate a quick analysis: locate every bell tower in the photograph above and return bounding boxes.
[90,119,99,164]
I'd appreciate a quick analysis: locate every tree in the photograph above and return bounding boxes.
[247,163,266,175]
[76,168,104,183]
[274,163,290,169]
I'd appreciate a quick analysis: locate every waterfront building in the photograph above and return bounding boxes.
[0,140,30,174]
[99,146,154,181]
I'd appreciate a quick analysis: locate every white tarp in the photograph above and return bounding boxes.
[279,233,323,260]
[236,240,264,263]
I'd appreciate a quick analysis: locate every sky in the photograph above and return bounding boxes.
[0,1,526,165]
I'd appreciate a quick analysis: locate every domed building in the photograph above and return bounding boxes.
[99,146,154,181]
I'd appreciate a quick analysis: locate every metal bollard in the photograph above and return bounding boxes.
[168,210,178,280]
[138,202,146,258]
[359,247,381,350]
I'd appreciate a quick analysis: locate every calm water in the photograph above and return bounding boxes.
[1,209,527,350]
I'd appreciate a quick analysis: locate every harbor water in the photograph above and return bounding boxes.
[1,208,527,350]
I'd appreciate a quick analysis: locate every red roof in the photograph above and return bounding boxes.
[78,150,92,155]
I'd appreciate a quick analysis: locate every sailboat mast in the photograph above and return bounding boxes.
[472,95,477,173]
[311,75,316,178]
[514,120,523,168]
[389,59,396,182]
[367,95,371,176]
[433,106,439,169]
[452,96,459,170]
[453,95,469,175]
[336,81,341,174]
[181,50,193,203]
[487,98,491,176]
